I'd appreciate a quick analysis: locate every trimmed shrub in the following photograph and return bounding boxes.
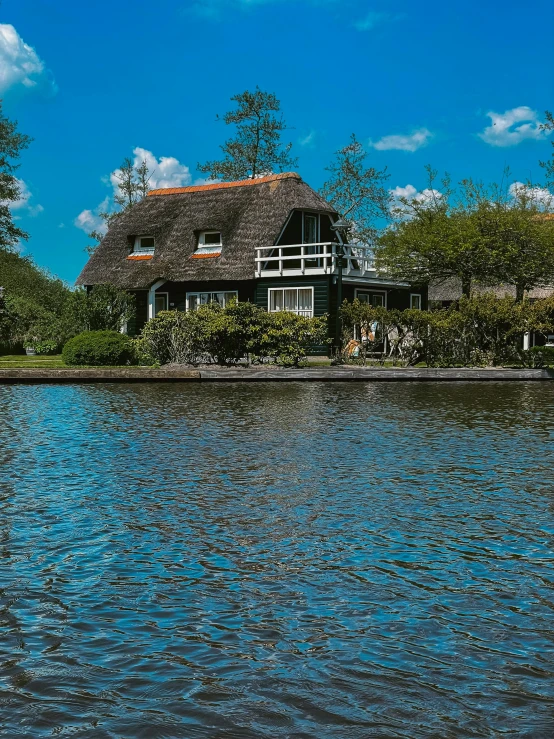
[62,331,136,366]
[136,303,329,367]
[256,311,328,366]
[523,345,554,368]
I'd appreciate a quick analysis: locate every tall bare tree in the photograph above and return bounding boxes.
[320,134,390,245]
[198,87,297,181]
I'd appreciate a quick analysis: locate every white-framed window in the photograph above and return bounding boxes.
[133,236,155,254]
[268,287,314,318]
[410,293,422,310]
[355,289,387,308]
[186,291,238,311]
[196,231,222,255]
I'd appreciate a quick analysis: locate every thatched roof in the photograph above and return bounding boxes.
[77,173,337,289]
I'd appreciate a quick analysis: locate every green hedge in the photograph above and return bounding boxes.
[62,331,136,366]
[524,345,554,367]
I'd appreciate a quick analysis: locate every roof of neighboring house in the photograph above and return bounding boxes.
[429,278,554,302]
[77,172,337,289]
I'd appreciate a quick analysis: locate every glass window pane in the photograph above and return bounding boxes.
[199,293,209,305]
[304,214,317,244]
[298,289,312,313]
[357,293,370,304]
[284,289,297,312]
[188,294,198,311]
[224,292,237,306]
[140,237,155,249]
[371,294,385,307]
[204,232,221,245]
[270,290,283,311]
[411,294,421,310]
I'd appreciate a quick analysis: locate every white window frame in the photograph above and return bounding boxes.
[355,288,387,308]
[410,293,422,310]
[133,235,155,254]
[196,231,222,255]
[268,286,314,318]
[186,290,238,311]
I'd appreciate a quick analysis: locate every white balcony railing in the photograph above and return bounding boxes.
[255,242,376,278]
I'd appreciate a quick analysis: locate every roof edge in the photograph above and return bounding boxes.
[147,172,301,197]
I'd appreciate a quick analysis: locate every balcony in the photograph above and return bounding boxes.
[255,242,376,279]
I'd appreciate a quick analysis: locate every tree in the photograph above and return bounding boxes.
[0,101,32,251]
[320,134,390,245]
[85,157,153,255]
[375,169,554,300]
[375,167,491,297]
[472,181,554,301]
[198,87,298,181]
[539,111,554,189]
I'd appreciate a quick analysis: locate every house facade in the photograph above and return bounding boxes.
[77,172,426,354]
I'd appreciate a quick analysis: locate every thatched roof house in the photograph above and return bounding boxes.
[77,172,424,349]
[77,173,335,289]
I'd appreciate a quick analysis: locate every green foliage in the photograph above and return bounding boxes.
[320,134,390,245]
[255,310,328,366]
[62,331,136,367]
[340,294,554,367]
[375,168,554,300]
[74,284,136,332]
[523,345,554,368]
[0,101,32,251]
[137,301,328,367]
[198,87,298,181]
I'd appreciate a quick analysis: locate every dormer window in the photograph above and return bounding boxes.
[134,236,155,254]
[194,231,222,257]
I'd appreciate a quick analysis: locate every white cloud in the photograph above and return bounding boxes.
[9,179,44,217]
[478,106,548,147]
[0,24,56,96]
[109,147,192,194]
[298,130,316,147]
[74,197,110,235]
[354,11,404,31]
[370,128,433,152]
[75,148,194,236]
[509,181,553,209]
[389,184,442,217]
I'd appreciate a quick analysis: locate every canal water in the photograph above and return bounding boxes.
[1,382,553,738]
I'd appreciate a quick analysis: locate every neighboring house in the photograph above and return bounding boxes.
[77,172,425,354]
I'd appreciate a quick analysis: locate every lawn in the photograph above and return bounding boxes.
[0,355,67,368]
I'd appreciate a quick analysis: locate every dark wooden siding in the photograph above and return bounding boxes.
[127,290,148,336]
[158,280,256,312]
[255,276,331,355]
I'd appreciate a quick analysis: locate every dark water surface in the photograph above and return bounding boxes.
[1,382,553,738]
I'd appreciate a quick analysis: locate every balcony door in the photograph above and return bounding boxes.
[303,212,322,267]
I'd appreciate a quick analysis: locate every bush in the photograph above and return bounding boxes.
[62,331,136,366]
[523,345,554,368]
[256,311,328,366]
[137,302,328,367]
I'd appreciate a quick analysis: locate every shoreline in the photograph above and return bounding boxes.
[0,367,553,383]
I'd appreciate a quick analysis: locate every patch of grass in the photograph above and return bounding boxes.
[0,354,66,368]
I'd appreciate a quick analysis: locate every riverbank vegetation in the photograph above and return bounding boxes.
[340,295,554,367]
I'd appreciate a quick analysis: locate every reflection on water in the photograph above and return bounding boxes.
[1,382,553,738]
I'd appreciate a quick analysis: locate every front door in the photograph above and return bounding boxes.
[154,293,168,316]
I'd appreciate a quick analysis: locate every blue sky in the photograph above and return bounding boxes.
[3,0,554,284]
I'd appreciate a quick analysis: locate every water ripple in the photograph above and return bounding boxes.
[1,382,553,737]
